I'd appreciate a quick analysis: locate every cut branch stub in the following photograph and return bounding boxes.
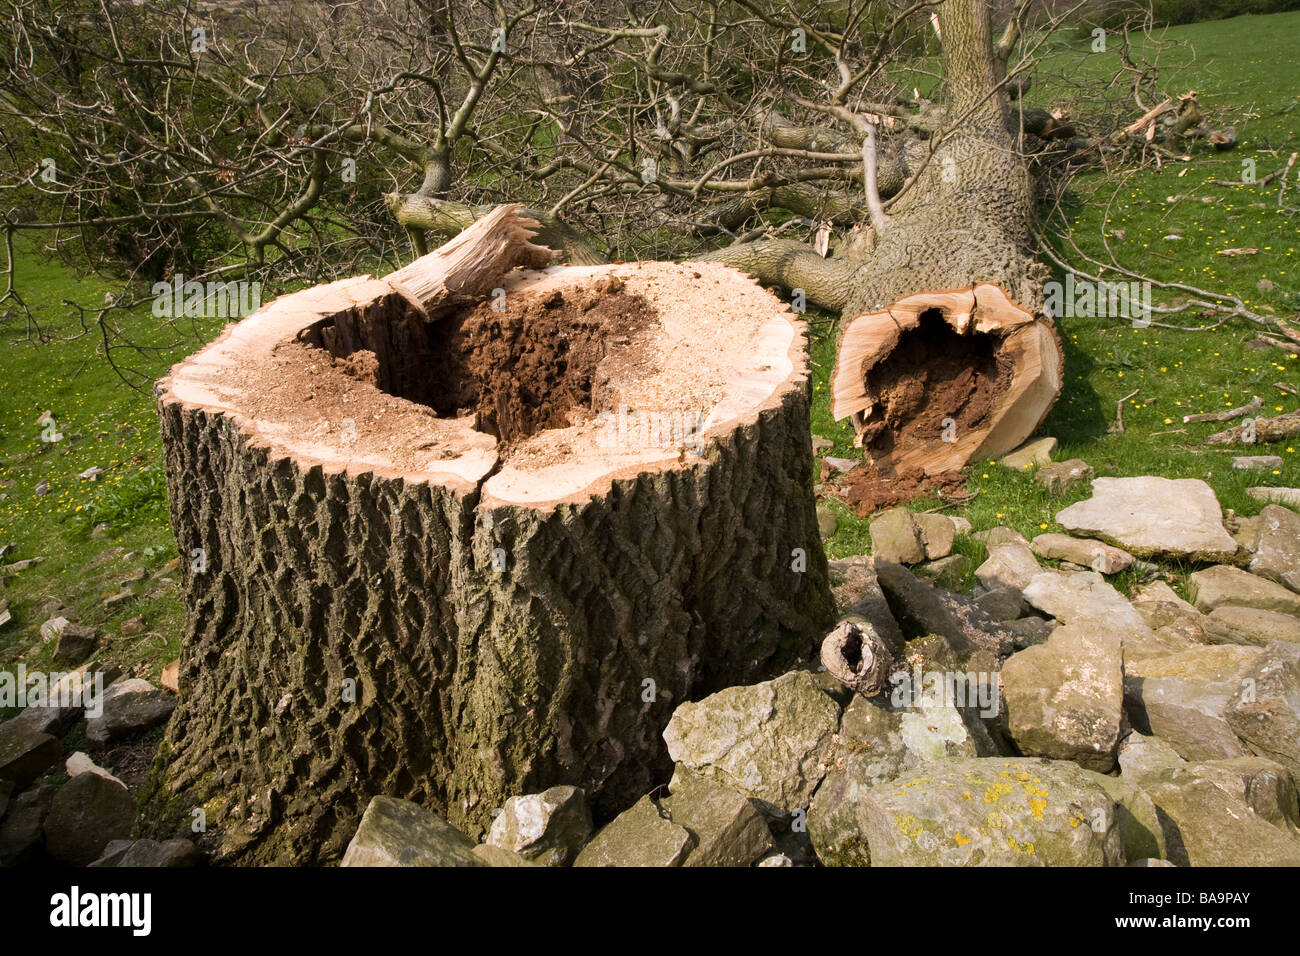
[152,206,834,864]
[821,615,893,698]
[829,283,1063,475]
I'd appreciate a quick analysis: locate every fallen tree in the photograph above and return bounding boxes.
[150,206,834,864]
[702,0,1064,476]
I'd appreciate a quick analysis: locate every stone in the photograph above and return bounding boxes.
[98,838,203,867]
[1035,458,1094,495]
[661,770,774,867]
[1006,616,1054,649]
[471,844,539,867]
[1081,770,1167,862]
[999,436,1057,470]
[574,796,693,867]
[973,526,1029,548]
[120,616,145,637]
[102,590,135,609]
[1001,623,1124,771]
[341,796,486,867]
[1179,757,1300,834]
[1055,477,1238,562]
[914,554,968,583]
[38,615,70,642]
[914,513,956,560]
[1248,487,1300,508]
[811,435,834,454]
[1143,778,1300,866]
[1188,564,1300,617]
[87,839,133,868]
[1117,732,1187,784]
[0,779,10,819]
[973,585,1024,622]
[160,660,179,693]
[1124,645,1262,762]
[86,678,176,745]
[663,670,839,821]
[486,785,592,866]
[810,757,1124,867]
[1030,533,1134,574]
[975,542,1043,592]
[65,751,124,787]
[875,560,1016,660]
[1022,571,1158,658]
[1131,580,1197,614]
[1132,601,1207,651]
[0,784,54,866]
[1233,455,1284,471]
[0,718,62,789]
[1226,641,1300,778]
[53,622,97,665]
[869,507,926,565]
[43,772,136,866]
[757,853,793,867]
[816,504,837,539]
[3,665,119,738]
[1205,606,1300,646]
[1249,504,1300,592]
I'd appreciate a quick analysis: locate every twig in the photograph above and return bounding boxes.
[1276,382,1299,396]
[1278,151,1298,208]
[1113,388,1140,433]
[1183,395,1262,423]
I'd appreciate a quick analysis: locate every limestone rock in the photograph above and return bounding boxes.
[1081,770,1167,862]
[1247,487,1300,508]
[43,772,136,866]
[876,560,1016,661]
[663,670,839,821]
[1022,571,1159,658]
[661,770,774,867]
[1002,622,1124,772]
[486,785,592,866]
[100,838,204,867]
[471,844,539,867]
[1179,757,1300,834]
[574,796,693,867]
[1006,616,1054,649]
[1226,641,1300,778]
[1188,564,1300,617]
[65,751,124,787]
[341,796,486,867]
[975,542,1043,592]
[810,757,1125,867]
[0,719,62,789]
[999,436,1057,470]
[1117,732,1187,784]
[0,784,54,866]
[1035,458,1094,495]
[86,678,176,745]
[53,622,97,666]
[1205,605,1300,646]
[1143,778,1300,866]
[914,513,956,560]
[1249,504,1300,592]
[1030,533,1134,575]
[869,507,926,565]
[1055,477,1238,562]
[1233,455,1283,471]
[973,586,1024,622]
[1125,645,1262,761]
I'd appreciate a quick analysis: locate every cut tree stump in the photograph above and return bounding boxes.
[151,205,834,864]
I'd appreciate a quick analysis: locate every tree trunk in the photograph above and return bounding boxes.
[149,206,834,864]
[703,0,1063,477]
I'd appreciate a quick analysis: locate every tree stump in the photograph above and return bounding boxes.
[151,206,834,863]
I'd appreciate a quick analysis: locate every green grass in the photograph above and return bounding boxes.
[1,12,1298,693]
[812,11,1300,592]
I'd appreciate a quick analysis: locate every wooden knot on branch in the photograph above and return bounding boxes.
[821,616,892,698]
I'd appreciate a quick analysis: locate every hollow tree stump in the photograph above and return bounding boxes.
[151,206,834,863]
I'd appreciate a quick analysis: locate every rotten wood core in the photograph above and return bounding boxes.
[829,284,1063,475]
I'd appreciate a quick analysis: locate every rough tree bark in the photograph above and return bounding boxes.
[149,206,834,864]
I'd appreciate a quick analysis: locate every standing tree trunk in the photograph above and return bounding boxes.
[149,207,834,864]
[704,0,1063,476]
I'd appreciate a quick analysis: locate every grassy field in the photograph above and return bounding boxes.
[1,11,1298,699]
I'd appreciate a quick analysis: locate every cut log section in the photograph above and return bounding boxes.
[151,206,834,864]
[829,284,1063,475]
